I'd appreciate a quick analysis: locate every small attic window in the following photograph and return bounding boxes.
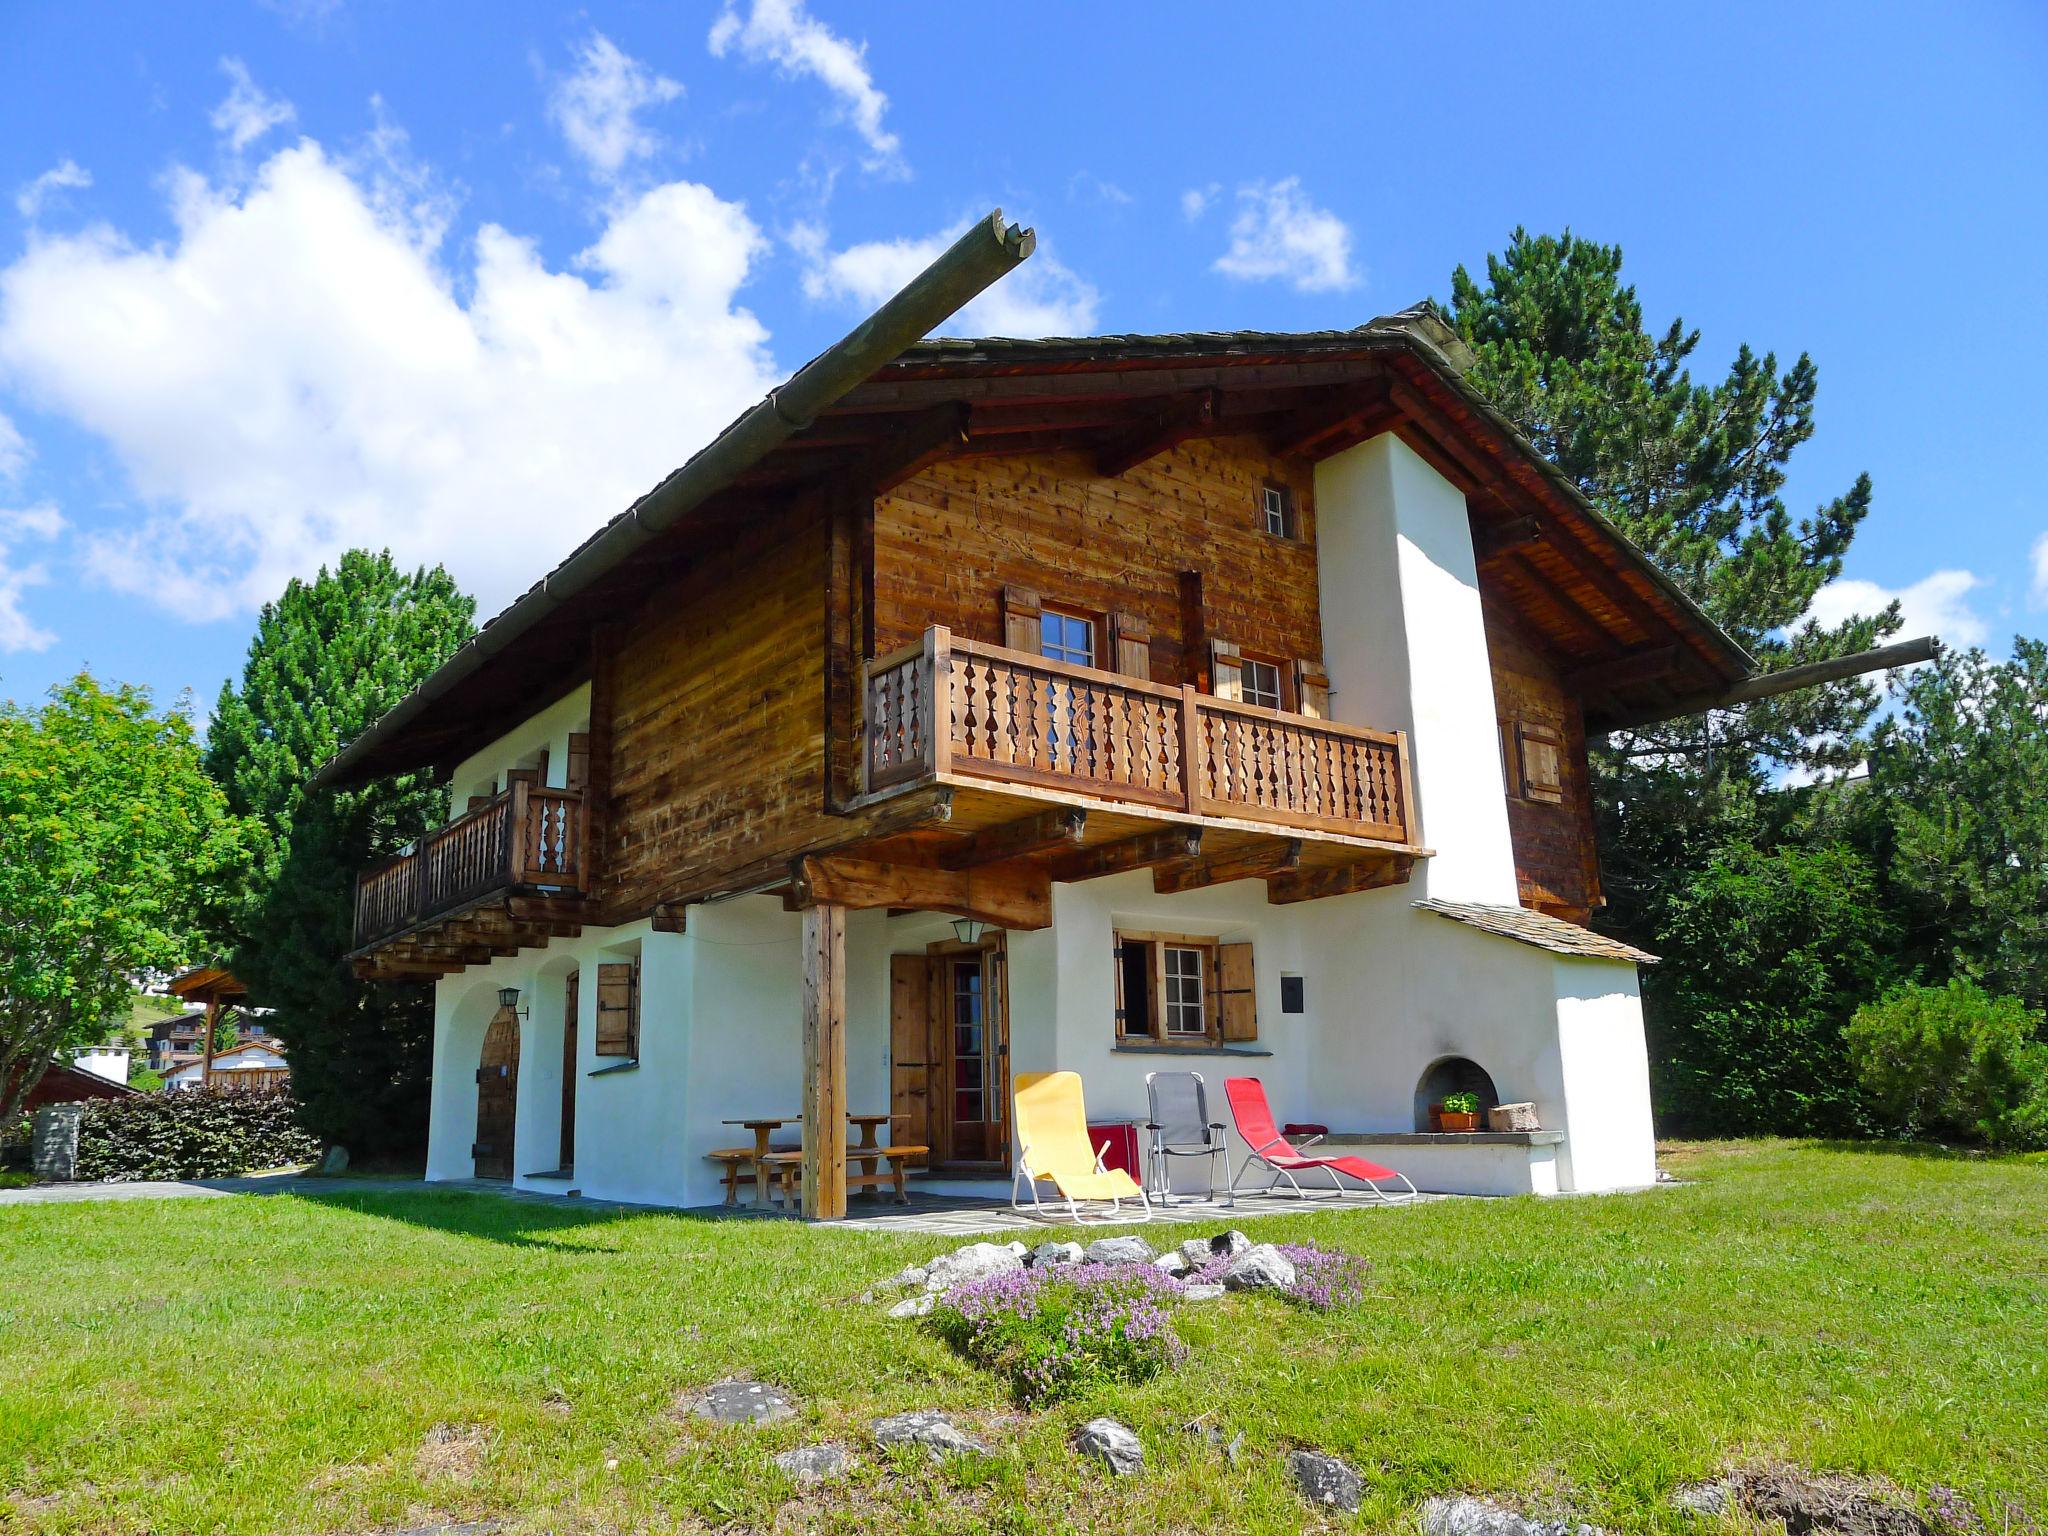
[1261,484,1295,538]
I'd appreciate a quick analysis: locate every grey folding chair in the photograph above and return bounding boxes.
[1143,1070,1231,1206]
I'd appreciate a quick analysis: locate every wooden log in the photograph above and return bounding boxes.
[937,806,1086,868]
[1152,837,1302,894]
[1471,513,1545,562]
[789,853,1053,931]
[1041,826,1203,884]
[1265,853,1414,905]
[800,902,847,1221]
[1095,388,1219,478]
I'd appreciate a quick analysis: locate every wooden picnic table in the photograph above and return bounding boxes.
[720,1115,797,1209]
[719,1112,913,1210]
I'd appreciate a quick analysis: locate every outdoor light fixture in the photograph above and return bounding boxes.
[497,986,527,1017]
[950,917,989,945]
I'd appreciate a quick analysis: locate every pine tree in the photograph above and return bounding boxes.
[205,550,474,1157]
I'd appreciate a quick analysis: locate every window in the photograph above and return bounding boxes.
[1162,945,1207,1036]
[1261,483,1294,538]
[1502,718,1565,806]
[1039,608,1095,667]
[951,960,985,1127]
[1242,657,1284,711]
[595,956,640,1058]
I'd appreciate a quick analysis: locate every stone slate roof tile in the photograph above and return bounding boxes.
[1414,898,1658,965]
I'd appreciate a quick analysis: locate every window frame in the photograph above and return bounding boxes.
[1113,929,1223,1047]
[1259,481,1297,539]
[1240,655,1286,712]
[1037,604,1098,669]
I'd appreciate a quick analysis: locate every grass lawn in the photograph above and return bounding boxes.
[1,1141,2043,1535]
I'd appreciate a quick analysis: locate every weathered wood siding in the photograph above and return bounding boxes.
[1484,592,1603,923]
[874,437,1324,684]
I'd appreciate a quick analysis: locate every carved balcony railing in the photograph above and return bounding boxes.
[352,782,584,949]
[864,627,1413,845]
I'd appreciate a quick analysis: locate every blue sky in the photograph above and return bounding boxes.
[1,0,2043,717]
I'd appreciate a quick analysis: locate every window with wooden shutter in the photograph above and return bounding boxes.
[594,959,639,1058]
[1510,720,1565,805]
[1215,942,1257,1042]
[1000,585,1041,652]
[565,732,591,792]
[1241,657,1284,712]
[1110,611,1152,680]
[1293,659,1330,720]
[1209,639,1243,701]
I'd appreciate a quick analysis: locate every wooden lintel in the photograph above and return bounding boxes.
[800,902,847,1221]
[1265,853,1414,905]
[1266,379,1394,459]
[1152,837,1303,895]
[788,853,1052,931]
[1095,389,1218,478]
[1041,826,1203,884]
[1472,513,1545,562]
[1563,645,1686,697]
[938,807,1086,869]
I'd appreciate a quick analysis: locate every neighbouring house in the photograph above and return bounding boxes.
[70,1044,132,1086]
[163,1038,290,1094]
[147,1008,277,1077]
[313,214,1923,1215]
[11,1059,142,1114]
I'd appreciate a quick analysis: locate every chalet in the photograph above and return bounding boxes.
[315,214,1922,1216]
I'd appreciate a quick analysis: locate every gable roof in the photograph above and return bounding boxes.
[316,287,1755,789]
[1414,898,1658,965]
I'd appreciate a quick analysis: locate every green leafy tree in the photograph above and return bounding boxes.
[205,550,473,1157]
[1846,980,2048,1149]
[1853,640,2048,1009]
[0,676,245,1122]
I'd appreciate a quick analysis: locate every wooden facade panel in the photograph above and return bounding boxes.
[873,436,1324,686]
[1483,590,1603,924]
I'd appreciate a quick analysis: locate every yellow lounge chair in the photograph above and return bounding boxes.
[1011,1071,1152,1225]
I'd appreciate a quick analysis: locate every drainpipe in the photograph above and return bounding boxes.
[314,211,1036,789]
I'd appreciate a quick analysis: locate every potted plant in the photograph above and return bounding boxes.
[1436,1091,1482,1133]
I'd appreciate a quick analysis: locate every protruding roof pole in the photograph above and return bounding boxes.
[313,211,1034,790]
[1592,635,1939,733]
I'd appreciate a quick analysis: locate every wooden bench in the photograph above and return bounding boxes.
[764,1144,931,1208]
[703,1145,798,1207]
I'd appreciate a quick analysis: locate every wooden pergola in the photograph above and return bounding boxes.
[166,967,250,1090]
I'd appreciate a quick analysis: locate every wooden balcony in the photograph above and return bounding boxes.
[863,628,1415,847]
[352,782,585,952]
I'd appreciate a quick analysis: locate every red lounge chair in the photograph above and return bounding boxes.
[1223,1077,1418,1204]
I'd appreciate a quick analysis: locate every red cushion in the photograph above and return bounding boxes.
[1282,1122,1328,1138]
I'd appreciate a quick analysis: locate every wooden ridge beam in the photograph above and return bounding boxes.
[788,852,1052,931]
[938,806,1087,869]
[1041,826,1203,884]
[1152,837,1302,895]
[1266,853,1414,906]
[1094,389,1220,478]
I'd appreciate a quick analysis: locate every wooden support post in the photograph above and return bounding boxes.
[801,902,847,1221]
[201,997,218,1089]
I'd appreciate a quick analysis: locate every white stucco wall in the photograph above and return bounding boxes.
[446,682,591,818]
[1315,432,1519,905]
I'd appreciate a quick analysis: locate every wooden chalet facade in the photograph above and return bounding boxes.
[317,215,1919,1215]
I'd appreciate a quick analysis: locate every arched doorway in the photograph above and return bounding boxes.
[474,1007,520,1179]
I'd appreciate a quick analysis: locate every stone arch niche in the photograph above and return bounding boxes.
[1413,1055,1500,1132]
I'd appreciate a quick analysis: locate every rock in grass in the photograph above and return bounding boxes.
[886,1293,935,1320]
[1154,1251,1191,1277]
[1669,1481,1735,1517]
[1181,1283,1226,1302]
[1075,1418,1144,1476]
[1029,1240,1083,1268]
[1419,1495,1607,1535]
[1288,1450,1364,1512]
[773,1444,853,1483]
[1209,1229,1252,1258]
[681,1379,798,1427]
[1222,1244,1297,1292]
[872,1409,987,1460]
[1179,1237,1218,1269]
[922,1242,1023,1291]
[319,1144,349,1174]
[1083,1235,1155,1264]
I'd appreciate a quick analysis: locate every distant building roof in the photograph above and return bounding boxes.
[1414,899,1658,965]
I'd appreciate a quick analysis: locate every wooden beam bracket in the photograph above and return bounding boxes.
[1152,837,1302,895]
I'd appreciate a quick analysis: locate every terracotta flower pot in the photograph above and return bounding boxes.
[1438,1111,1481,1133]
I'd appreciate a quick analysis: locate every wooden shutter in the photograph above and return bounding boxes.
[565,732,591,792]
[505,767,539,789]
[1001,585,1042,652]
[889,954,930,1148]
[594,960,638,1057]
[1515,721,1565,805]
[1215,942,1257,1042]
[1209,639,1243,701]
[1293,658,1330,720]
[1110,612,1152,680]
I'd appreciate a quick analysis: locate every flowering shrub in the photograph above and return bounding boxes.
[928,1262,1188,1405]
[1182,1241,1374,1311]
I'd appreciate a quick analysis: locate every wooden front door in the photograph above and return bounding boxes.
[474,1008,520,1180]
[559,970,579,1171]
[891,940,1010,1169]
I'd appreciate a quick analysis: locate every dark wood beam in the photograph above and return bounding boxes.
[1472,514,1545,562]
[1152,837,1302,895]
[838,402,970,496]
[1590,636,1939,734]
[788,852,1053,931]
[1266,379,1394,459]
[1041,826,1203,884]
[1499,550,1622,655]
[1265,854,1414,906]
[938,807,1086,869]
[650,904,686,934]
[1563,645,1687,697]
[1095,389,1219,478]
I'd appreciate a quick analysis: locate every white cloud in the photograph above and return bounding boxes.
[791,218,1098,338]
[0,137,778,623]
[1807,568,1988,649]
[709,0,903,175]
[1180,183,1220,221]
[0,411,27,486]
[547,33,682,184]
[15,159,92,221]
[1067,172,1131,207]
[2031,532,2048,608]
[0,502,63,653]
[1212,176,1357,293]
[211,58,297,154]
